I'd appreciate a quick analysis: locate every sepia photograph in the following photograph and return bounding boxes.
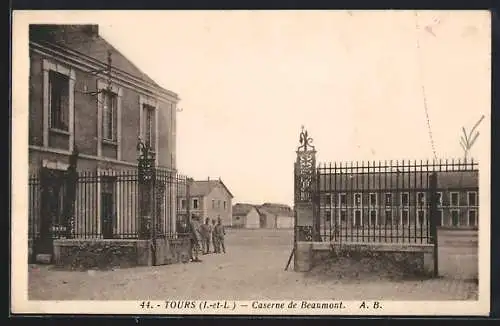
[11,10,490,315]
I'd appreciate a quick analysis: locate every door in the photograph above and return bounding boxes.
[259,214,266,228]
[101,177,115,239]
[37,168,66,257]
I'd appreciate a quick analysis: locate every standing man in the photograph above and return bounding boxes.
[214,217,226,254]
[189,214,202,262]
[200,218,211,254]
[211,219,219,253]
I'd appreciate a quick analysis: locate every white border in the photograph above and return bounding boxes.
[12,10,490,316]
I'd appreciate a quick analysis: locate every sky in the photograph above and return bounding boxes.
[18,10,491,207]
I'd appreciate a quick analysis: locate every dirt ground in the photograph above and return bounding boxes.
[28,228,478,301]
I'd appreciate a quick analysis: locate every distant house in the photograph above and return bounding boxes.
[177,177,234,226]
[232,203,260,229]
[256,203,294,229]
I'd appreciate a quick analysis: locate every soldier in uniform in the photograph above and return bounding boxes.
[200,218,211,254]
[211,219,219,253]
[189,214,202,262]
[214,217,226,254]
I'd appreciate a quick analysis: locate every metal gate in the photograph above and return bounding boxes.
[288,127,480,274]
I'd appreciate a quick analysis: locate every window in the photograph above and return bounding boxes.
[400,192,409,207]
[324,194,331,206]
[385,209,393,225]
[451,209,460,227]
[212,199,215,209]
[193,199,198,209]
[223,201,226,210]
[450,192,459,206]
[49,70,70,131]
[339,193,347,206]
[142,104,156,148]
[384,193,392,206]
[370,210,377,226]
[353,209,362,226]
[468,210,477,227]
[468,192,477,206]
[102,90,118,142]
[437,209,443,226]
[401,209,409,225]
[417,210,426,226]
[417,192,426,207]
[181,199,186,209]
[325,210,331,222]
[42,60,75,150]
[436,192,443,206]
[340,209,347,223]
[354,193,362,206]
[369,193,377,207]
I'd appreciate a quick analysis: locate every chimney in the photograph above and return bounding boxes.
[81,24,99,36]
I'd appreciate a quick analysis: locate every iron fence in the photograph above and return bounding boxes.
[314,159,479,244]
[28,168,191,242]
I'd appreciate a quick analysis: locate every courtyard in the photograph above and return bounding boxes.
[28,228,478,301]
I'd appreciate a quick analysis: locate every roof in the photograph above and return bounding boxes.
[232,203,258,216]
[29,24,176,97]
[256,203,293,217]
[318,170,479,192]
[189,179,234,198]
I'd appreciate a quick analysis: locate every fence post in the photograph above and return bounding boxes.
[429,172,439,277]
[186,178,192,223]
[291,127,318,271]
[137,138,156,241]
[63,147,79,238]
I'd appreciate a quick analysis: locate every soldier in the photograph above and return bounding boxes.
[211,219,219,253]
[214,217,226,254]
[200,218,211,254]
[189,214,202,262]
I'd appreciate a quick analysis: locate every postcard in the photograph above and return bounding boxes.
[11,9,490,316]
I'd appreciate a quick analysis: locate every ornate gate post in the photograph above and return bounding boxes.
[137,138,157,240]
[293,126,319,271]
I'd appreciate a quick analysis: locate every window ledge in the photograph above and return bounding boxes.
[50,128,70,136]
[102,139,118,146]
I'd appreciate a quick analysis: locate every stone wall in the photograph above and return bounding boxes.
[295,241,435,278]
[153,237,192,265]
[53,237,191,270]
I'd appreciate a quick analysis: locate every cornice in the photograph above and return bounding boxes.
[30,41,180,104]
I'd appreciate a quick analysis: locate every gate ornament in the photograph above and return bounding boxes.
[298,125,315,152]
[137,137,156,182]
[295,126,317,202]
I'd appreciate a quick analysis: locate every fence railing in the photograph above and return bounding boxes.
[314,159,479,244]
[28,169,191,241]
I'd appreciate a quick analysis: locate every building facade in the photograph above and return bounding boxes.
[29,24,179,173]
[28,25,182,253]
[318,170,479,230]
[232,204,260,229]
[178,178,234,226]
[256,203,294,229]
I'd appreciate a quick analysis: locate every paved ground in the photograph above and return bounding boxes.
[28,228,478,301]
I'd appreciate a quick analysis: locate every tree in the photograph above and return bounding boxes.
[460,115,484,162]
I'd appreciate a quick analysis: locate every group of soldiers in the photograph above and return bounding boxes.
[178,214,226,262]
